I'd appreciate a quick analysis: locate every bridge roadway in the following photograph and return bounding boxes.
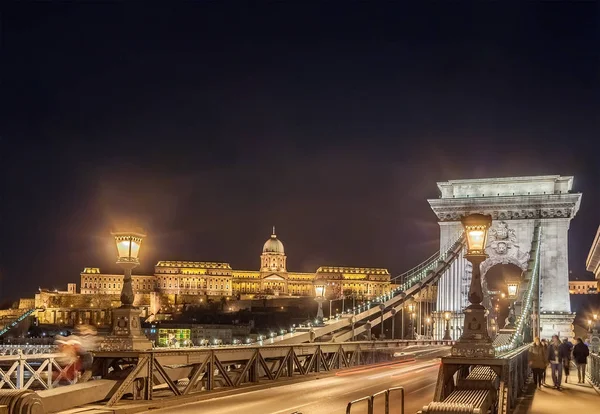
[142,345,448,414]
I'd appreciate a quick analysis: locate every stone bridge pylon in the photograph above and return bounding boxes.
[428,175,581,340]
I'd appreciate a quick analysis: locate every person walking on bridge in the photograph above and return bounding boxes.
[547,335,563,390]
[560,338,573,383]
[528,337,547,389]
[572,337,589,384]
[541,338,549,385]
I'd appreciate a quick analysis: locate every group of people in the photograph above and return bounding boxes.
[528,335,590,390]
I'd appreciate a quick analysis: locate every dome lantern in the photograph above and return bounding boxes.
[262,226,285,254]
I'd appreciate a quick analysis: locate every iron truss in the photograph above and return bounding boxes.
[91,340,450,407]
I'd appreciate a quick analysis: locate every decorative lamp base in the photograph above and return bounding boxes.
[100,307,152,351]
[452,306,495,357]
[451,340,496,358]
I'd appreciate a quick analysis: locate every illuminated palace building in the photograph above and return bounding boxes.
[80,230,393,299]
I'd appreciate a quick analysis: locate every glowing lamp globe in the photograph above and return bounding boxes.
[507,283,519,299]
[444,312,451,321]
[112,230,146,265]
[461,214,492,256]
[313,280,326,298]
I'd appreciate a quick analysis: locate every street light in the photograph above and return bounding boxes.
[426,317,431,337]
[443,312,452,340]
[453,213,494,358]
[314,279,326,326]
[100,230,152,351]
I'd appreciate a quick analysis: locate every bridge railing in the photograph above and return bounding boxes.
[586,352,600,387]
[392,231,464,289]
[346,386,405,414]
[0,345,56,356]
[0,351,78,390]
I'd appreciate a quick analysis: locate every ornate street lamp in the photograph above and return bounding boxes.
[100,230,152,351]
[314,279,326,326]
[443,311,452,340]
[452,213,495,358]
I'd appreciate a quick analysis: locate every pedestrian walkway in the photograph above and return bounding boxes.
[515,368,600,413]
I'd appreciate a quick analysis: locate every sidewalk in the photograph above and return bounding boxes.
[515,369,600,413]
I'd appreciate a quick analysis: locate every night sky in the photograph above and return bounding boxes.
[1,3,598,302]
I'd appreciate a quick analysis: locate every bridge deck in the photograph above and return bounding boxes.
[515,368,600,414]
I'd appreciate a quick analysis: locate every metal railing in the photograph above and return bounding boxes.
[420,344,529,414]
[392,231,464,287]
[0,350,78,390]
[0,345,56,356]
[346,386,405,414]
[587,352,600,386]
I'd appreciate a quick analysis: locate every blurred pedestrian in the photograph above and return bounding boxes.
[572,337,589,384]
[547,335,563,390]
[560,338,572,383]
[541,339,549,385]
[528,337,547,389]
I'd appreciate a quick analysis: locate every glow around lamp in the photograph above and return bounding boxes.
[507,283,519,300]
[100,229,152,351]
[443,311,452,340]
[113,231,145,307]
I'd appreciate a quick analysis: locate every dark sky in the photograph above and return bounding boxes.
[1,3,598,302]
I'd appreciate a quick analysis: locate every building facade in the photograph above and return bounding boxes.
[80,230,393,300]
[569,280,598,295]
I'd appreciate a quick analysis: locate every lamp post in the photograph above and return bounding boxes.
[100,230,152,351]
[408,303,415,340]
[390,309,397,340]
[379,303,385,339]
[505,278,520,329]
[443,311,452,340]
[426,317,431,338]
[314,280,326,326]
[452,213,495,358]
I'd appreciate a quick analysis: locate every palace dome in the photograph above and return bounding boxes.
[263,230,285,254]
